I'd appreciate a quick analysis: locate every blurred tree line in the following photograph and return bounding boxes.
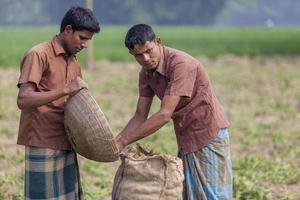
[0,0,224,25]
[0,0,299,26]
[215,0,300,26]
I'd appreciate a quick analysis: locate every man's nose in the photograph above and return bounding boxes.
[81,41,88,49]
[143,53,150,61]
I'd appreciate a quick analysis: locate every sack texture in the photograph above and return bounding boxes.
[112,145,184,200]
[64,89,119,162]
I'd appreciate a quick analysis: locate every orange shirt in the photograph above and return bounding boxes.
[139,46,229,153]
[17,36,82,150]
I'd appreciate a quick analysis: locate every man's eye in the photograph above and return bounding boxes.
[80,36,88,40]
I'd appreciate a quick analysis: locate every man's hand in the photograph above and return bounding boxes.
[64,77,88,96]
[115,134,127,153]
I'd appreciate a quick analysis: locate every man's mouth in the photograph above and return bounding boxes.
[145,61,154,66]
[74,48,81,53]
[143,62,157,70]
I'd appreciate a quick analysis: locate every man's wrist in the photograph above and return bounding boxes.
[116,133,129,151]
[118,136,127,147]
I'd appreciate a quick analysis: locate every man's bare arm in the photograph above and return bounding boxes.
[116,95,181,151]
[17,77,87,109]
[116,96,153,149]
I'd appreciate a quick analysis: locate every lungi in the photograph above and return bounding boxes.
[179,128,233,200]
[25,146,83,200]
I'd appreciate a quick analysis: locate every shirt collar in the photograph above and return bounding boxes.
[51,36,76,59]
[154,46,166,76]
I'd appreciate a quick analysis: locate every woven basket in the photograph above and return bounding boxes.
[64,89,119,162]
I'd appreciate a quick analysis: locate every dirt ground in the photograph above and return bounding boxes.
[0,55,299,199]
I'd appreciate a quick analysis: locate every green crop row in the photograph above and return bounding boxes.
[0,26,300,67]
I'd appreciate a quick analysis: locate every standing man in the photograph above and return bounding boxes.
[17,6,100,199]
[116,24,232,200]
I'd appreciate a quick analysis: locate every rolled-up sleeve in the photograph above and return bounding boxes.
[18,51,44,88]
[138,70,154,97]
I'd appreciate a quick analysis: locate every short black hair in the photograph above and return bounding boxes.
[60,6,100,33]
[125,24,156,50]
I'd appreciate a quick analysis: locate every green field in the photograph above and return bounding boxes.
[1,56,300,199]
[0,26,300,66]
[0,27,300,199]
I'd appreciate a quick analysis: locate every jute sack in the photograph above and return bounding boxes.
[64,89,119,162]
[112,145,184,200]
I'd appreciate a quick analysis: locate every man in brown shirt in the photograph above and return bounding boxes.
[116,24,232,199]
[17,7,100,199]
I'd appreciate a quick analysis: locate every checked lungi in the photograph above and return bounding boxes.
[179,128,233,200]
[25,146,83,200]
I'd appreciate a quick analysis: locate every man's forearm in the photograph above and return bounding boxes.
[117,114,145,140]
[17,77,87,109]
[17,88,67,109]
[120,110,171,147]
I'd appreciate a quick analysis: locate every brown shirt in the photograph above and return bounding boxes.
[17,36,82,150]
[139,46,229,153]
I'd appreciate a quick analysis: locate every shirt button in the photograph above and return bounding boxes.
[178,122,183,128]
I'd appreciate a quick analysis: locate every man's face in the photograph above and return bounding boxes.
[129,38,161,70]
[63,25,94,55]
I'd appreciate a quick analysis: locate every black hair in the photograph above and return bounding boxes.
[125,24,156,50]
[60,6,100,33]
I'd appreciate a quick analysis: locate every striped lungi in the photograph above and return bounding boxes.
[25,146,83,200]
[179,128,233,200]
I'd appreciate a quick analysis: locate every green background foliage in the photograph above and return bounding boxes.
[1,27,300,67]
[0,27,299,199]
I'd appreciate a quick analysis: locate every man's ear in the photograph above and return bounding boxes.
[64,25,73,35]
[155,37,161,45]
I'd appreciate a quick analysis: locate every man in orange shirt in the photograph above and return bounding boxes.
[17,6,100,199]
[116,24,232,200]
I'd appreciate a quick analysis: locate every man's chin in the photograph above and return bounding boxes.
[143,64,156,70]
[69,49,81,56]
[66,50,76,56]
[73,51,80,55]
